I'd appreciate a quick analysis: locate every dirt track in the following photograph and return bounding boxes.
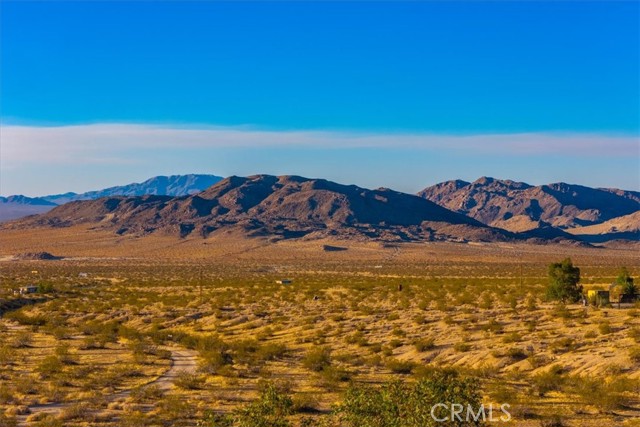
[15,347,198,426]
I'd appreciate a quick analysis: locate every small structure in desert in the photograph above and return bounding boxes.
[587,289,610,306]
[276,279,292,285]
[17,285,38,295]
[609,282,638,304]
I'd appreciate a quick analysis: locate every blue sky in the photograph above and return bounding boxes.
[1,1,638,195]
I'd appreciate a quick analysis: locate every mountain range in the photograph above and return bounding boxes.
[0,174,223,221]
[2,174,638,244]
[8,175,510,243]
[418,177,639,242]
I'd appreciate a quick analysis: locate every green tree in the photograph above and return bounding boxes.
[335,370,485,427]
[546,258,582,303]
[37,282,54,293]
[616,267,636,296]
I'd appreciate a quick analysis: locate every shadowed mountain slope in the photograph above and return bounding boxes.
[7,175,512,243]
[419,177,639,238]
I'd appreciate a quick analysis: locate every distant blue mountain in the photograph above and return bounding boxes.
[0,195,57,206]
[0,174,224,221]
[42,174,223,203]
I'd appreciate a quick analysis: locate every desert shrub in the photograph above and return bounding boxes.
[478,292,494,309]
[527,354,550,369]
[14,375,39,395]
[37,282,55,294]
[121,410,155,427]
[58,402,93,421]
[505,347,527,361]
[532,365,565,396]
[368,343,383,354]
[0,413,17,427]
[345,331,369,347]
[118,324,142,341]
[79,336,106,350]
[413,314,427,325]
[156,394,195,426]
[54,344,76,365]
[526,295,538,311]
[291,393,320,413]
[549,337,576,354]
[524,319,537,333]
[129,338,158,364]
[231,382,293,427]
[37,355,63,378]
[90,365,138,389]
[230,338,284,365]
[481,319,503,334]
[539,415,565,427]
[414,337,436,352]
[454,341,472,353]
[10,331,33,348]
[388,339,403,349]
[628,327,640,343]
[174,371,206,390]
[335,370,483,427]
[29,414,63,427]
[569,376,638,412]
[79,320,119,344]
[584,330,597,339]
[5,311,46,327]
[199,412,234,427]
[0,345,14,365]
[502,332,522,343]
[54,325,75,340]
[199,349,233,375]
[0,382,14,404]
[129,384,163,403]
[391,327,406,337]
[129,338,158,355]
[385,358,417,374]
[256,342,287,361]
[319,366,352,389]
[303,347,331,372]
[598,321,612,335]
[551,304,573,319]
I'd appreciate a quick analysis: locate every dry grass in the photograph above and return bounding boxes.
[0,227,639,425]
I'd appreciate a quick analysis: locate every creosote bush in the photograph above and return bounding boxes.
[303,347,332,372]
[200,382,293,427]
[335,370,484,427]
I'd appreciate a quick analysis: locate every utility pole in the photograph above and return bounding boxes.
[520,261,523,288]
[199,268,204,305]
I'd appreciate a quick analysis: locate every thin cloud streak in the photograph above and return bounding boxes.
[2,123,637,167]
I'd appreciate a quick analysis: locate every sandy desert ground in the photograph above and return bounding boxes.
[1,226,639,426]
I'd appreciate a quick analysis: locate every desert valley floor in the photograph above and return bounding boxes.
[1,226,639,426]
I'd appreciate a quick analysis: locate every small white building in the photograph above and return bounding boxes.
[17,285,38,295]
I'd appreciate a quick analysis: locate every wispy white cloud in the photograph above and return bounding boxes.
[1,123,637,168]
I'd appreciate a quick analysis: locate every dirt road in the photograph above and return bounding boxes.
[15,347,198,426]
